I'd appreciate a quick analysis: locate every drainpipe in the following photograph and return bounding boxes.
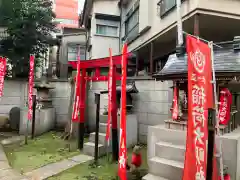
[118,0,123,53]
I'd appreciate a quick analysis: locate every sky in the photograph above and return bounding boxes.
[78,0,85,13]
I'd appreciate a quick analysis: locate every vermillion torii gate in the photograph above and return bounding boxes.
[69,53,131,161]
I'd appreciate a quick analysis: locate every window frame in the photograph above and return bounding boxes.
[67,44,86,62]
[157,0,185,18]
[96,24,119,37]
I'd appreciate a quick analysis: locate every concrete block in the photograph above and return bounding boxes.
[19,108,55,136]
[139,134,147,144]
[142,174,169,180]
[99,123,109,133]
[149,157,183,180]
[155,141,185,162]
[83,142,106,157]
[137,112,148,124]
[89,132,106,145]
[147,113,169,126]
[139,124,148,136]
[135,91,169,103]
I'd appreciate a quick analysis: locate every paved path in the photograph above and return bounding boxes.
[25,154,93,180]
[0,145,29,180]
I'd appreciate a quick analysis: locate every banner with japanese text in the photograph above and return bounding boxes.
[106,48,113,143]
[183,35,218,180]
[28,55,35,121]
[218,88,232,125]
[72,48,81,122]
[0,57,7,98]
[172,86,179,120]
[118,44,128,180]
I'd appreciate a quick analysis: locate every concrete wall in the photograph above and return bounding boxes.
[87,80,173,143]
[0,80,71,129]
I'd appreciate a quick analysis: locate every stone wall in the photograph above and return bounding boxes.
[0,79,71,129]
[87,79,173,143]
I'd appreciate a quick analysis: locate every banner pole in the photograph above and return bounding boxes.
[209,42,224,180]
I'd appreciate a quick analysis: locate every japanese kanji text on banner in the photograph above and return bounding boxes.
[118,44,128,180]
[28,55,35,121]
[0,57,7,98]
[72,50,81,122]
[183,35,218,180]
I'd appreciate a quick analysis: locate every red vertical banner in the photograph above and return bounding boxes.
[218,88,232,125]
[183,35,217,179]
[172,86,179,120]
[0,57,7,97]
[72,49,81,122]
[106,48,113,142]
[79,68,86,123]
[28,55,35,121]
[118,44,128,180]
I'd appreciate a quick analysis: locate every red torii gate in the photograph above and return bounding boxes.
[69,53,132,161]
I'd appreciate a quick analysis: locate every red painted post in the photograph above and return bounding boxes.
[78,68,87,150]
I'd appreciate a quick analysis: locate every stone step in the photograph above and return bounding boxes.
[155,141,185,162]
[149,157,184,180]
[83,142,106,157]
[100,115,108,123]
[149,125,186,146]
[99,123,111,134]
[89,132,107,145]
[142,174,169,180]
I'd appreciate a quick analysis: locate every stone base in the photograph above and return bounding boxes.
[19,108,55,136]
[165,119,230,135]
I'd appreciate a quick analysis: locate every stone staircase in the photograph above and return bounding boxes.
[83,114,138,157]
[83,115,111,157]
[143,125,186,180]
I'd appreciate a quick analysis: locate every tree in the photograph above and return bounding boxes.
[0,0,57,77]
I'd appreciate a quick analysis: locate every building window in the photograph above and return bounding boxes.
[67,45,85,61]
[96,24,118,37]
[56,18,78,25]
[125,7,139,42]
[157,0,176,17]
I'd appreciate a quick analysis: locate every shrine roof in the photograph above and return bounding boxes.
[154,43,240,80]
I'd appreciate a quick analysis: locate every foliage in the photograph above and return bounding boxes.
[0,0,57,77]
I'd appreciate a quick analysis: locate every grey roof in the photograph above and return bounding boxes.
[157,49,240,77]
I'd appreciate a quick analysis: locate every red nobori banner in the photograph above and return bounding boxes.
[218,88,232,125]
[172,86,179,120]
[28,55,35,121]
[72,49,81,122]
[106,48,113,142]
[118,44,128,180]
[0,57,7,97]
[183,35,218,180]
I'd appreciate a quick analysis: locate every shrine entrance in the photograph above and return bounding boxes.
[69,51,135,161]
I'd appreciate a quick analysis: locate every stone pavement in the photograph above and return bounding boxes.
[0,145,29,180]
[25,154,93,180]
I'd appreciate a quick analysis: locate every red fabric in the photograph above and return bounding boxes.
[183,35,218,180]
[0,57,6,97]
[28,55,35,121]
[131,153,142,168]
[172,87,179,120]
[118,44,128,180]
[71,52,81,122]
[218,88,232,125]
[106,48,113,142]
[68,53,132,69]
[219,174,231,180]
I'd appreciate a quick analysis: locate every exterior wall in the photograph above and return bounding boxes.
[54,0,79,28]
[124,0,199,52]
[88,0,120,59]
[87,80,173,143]
[0,80,71,129]
[122,0,240,52]
[59,33,86,64]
